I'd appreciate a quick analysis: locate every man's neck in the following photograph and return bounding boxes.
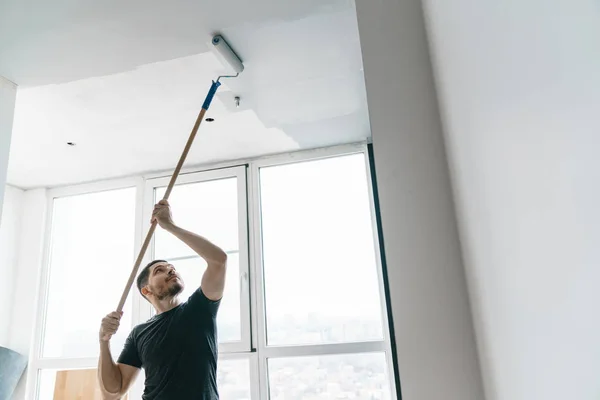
[152,296,182,314]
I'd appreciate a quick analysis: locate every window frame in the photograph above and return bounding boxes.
[249,146,397,398]
[26,143,398,400]
[141,166,252,354]
[26,176,146,399]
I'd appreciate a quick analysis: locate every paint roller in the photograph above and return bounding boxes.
[116,35,244,312]
[212,35,244,76]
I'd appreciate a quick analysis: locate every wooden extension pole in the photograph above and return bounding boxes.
[116,81,221,312]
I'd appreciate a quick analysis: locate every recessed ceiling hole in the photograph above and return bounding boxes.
[205,118,215,122]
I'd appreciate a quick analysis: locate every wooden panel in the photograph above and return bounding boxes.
[53,369,128,400]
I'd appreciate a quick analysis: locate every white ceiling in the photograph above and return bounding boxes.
[0,0,369,188]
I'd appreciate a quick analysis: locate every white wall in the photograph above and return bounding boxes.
[0,185,24,345]
[8,189,48,400]
[0,77,16,220]
[422,0,600,399]
[354,0,485,399]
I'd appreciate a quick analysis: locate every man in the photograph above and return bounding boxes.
[98,199,227,400]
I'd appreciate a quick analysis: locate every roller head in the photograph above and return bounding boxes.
[212,35,244,74]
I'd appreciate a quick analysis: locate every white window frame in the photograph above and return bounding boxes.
[142,166,252,354]
[248,145,398,398]
[26,176,146,400]
[25,142,397,400]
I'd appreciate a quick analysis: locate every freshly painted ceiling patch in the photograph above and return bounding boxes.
[6,5,370,188]
[8,53,300,188]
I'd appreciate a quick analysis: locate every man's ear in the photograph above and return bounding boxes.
[141,286,152,297]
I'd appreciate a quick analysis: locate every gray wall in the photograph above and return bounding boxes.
[423,0,600,398]
[355,0,485,398]
[0,185,24,346]
[0,76,16,221]
[7,189,48,400]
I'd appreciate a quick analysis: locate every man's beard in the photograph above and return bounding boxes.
[156,281,184,300]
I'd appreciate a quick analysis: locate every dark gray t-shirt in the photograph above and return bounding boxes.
[118,288,220,400]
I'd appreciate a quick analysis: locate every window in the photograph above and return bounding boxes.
[267,353,392,400]
[41,188,137,359]
[144,166,251,352]
[217,358,252,399]
[36,360,252,400]
[30,182,140,399]
[255,153,394,399]
[30,146,396,400]
[259,155,384,346]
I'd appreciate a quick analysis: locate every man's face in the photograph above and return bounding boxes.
[145,261,185,300]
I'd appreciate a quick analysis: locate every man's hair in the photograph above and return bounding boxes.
[137,259,167,299]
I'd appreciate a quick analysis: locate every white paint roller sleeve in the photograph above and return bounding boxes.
[212,35,244,74]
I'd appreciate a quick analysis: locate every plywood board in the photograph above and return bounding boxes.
[53,369,128,400]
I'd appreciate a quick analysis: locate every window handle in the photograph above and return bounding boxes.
[241,271,248,292]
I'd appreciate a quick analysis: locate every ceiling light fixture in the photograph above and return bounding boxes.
[67,142,76,146]
[205,118,215,122]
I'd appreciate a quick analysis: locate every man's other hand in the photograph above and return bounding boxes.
[100,311,123,342]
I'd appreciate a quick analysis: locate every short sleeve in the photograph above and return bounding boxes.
[117,330,142,368]
[186,287,221,317]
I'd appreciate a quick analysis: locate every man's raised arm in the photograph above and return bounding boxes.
[152,200,228,301]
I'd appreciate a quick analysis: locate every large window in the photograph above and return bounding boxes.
[29,182,140,399]
[42,188,137,359]
[255,153,393,399]
[259,155,384,346]
[30,146,396,400]
[147,167,250,350]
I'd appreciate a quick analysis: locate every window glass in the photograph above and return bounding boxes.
[42,188,136,358]
[152,177,242,343]
[260,155,384,346]
[154,178,239,259]
[218,358,252,399]
[268,352,392,400]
